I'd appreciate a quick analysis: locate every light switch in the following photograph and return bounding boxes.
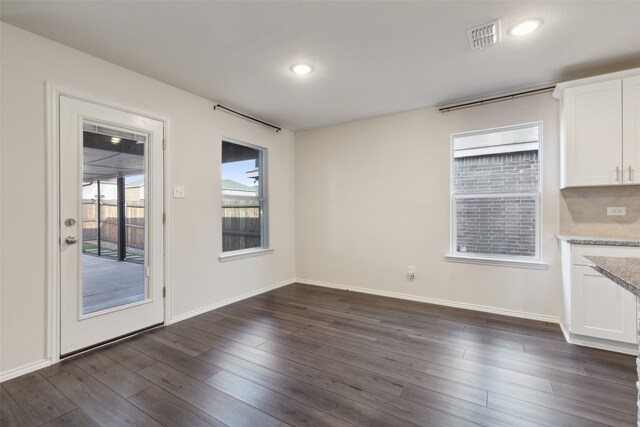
[173,185,185,198]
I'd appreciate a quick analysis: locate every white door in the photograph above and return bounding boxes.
[563,79,622,187]
[59,96,164,356]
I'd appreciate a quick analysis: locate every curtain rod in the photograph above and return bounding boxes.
[438,85,556,113]
[213,104,281,132]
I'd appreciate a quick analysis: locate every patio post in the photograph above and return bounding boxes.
[97,180,101,256]
[117,177,126,261]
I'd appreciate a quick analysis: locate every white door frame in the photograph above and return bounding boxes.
[46,83,172,364]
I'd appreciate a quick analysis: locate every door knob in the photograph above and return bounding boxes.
[65,236,78,245]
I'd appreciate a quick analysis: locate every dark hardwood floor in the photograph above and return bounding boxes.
[1,283,637,426]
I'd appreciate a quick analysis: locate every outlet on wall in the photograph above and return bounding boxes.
[607,206,626,216]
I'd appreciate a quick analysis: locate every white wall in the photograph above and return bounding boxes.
[0,21,563,379]
[0,23,296,376]
[295,93,561,319]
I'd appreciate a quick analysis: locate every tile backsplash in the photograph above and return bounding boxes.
[560,186,640,237]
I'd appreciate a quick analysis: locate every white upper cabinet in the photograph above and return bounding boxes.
[562,80,622,187]
[554,68,640,188]
[623,74,640,184]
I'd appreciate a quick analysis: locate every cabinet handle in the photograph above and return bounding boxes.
[627,166,633,183]
[615,166,620,183]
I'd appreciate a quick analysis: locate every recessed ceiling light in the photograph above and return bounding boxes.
[508,19,543,37]
[111,137,121,144]
[290,63,314,75]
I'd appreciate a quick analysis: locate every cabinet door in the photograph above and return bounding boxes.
[563,80,622,187]
[623,75,640,184]
[571,265,637,343]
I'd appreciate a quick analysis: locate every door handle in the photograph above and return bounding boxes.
[65,236,78,245]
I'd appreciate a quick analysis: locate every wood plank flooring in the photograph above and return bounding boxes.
[1,283,636,426]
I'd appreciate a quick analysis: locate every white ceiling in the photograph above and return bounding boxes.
[2,1,640,131]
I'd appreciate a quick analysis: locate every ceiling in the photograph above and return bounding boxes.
[2,1,640,131]
[83,132,144,182]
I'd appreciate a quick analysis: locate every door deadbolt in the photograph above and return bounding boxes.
[65,218,76,227]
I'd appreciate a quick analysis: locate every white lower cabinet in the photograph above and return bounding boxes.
[571,265,636,343]
[560,242,638,354]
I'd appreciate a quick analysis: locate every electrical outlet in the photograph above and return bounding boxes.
[607,206,626,216]
[407,266,415,281]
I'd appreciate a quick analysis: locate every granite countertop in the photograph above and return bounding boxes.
[583,256,640,297]
[557,235,640,247]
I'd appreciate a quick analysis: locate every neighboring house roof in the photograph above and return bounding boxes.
[127,178,145,187]
[222,179,258,195]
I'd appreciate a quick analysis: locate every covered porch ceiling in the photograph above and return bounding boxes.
[83,131,144,182]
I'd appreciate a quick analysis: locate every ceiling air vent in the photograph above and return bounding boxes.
[467,20,500,50]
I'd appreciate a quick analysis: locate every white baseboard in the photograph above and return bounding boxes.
[298,279,635,356]
[559,321,637,356]
[0,359,51,383]
[0,279,294,383]
[559,321,572,342]
[168,278,296,325]
[296,278,559,324]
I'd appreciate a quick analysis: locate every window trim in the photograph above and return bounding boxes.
[219,137,269,257]
[449,122,543,265]
[218,248,274,263]
[443,255,548,270]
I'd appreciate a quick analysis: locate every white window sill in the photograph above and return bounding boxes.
[444,255,549,270]
[219,248,274,263]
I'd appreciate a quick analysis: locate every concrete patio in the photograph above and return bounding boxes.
[82,255,145,314]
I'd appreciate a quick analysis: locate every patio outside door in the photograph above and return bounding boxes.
[59,95,164,356]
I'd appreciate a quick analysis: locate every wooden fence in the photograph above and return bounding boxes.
[83,201,261,252]
[222,206,261,251]
[82,201,145,249]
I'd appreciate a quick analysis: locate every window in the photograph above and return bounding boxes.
[450,123,541,264]
[221,139,267,254]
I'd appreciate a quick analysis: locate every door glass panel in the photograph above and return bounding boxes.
[81,122,146,315]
